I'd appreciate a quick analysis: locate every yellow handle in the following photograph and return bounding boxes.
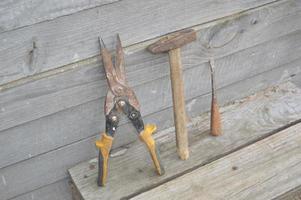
[95,133,113,186]
[139,124,165,175]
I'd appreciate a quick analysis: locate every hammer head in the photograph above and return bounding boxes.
[148,29,196,54]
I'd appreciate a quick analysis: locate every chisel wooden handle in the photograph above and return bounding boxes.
[209,59,222,136]
[211,97,222,136]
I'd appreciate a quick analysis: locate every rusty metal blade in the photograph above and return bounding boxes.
[115,34,127,84]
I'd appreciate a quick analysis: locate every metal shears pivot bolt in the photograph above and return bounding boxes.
[110,115,118,122]
[118,100,126,107]
[95,35,165,187]
[130,112,138,119]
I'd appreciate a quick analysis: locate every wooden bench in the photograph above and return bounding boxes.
[69,82,301,200]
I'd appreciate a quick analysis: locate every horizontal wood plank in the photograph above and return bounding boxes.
[1,0,299,87]
[1,1,300,199]
[1,27,301,133]
[10,179,72,200]
[0,0,119,33]
[5,71,301,200]
[132,123,301,200]
[275,185,301,200]
[1,61,301,200]
[68,81,301,200]
[1,31,301,169]
[1,0,296,84]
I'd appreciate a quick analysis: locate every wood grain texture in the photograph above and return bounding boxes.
[69,81,301,200]
[1,0,298,88]
[0,1,300,198]
[1,0,300,132]
[168,48,189,160]
[10,179,72,200]
[70,180,84,200]
[0,0,119,33]
[0,0,298,84]
[275,185,301,200]
[1,59,301,200]
[133,123,301,200]
[1,27,301,134]
[1,30,301,170]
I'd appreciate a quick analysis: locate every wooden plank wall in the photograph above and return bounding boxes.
[0,0,300,199]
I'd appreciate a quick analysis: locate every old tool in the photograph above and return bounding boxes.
[148,29,196,160]
[95,35,165,187]
[209,59,222,136]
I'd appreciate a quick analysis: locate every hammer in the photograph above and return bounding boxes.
[148,29,196,160]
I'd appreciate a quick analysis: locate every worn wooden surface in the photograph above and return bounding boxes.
[1,60,301,200]
[11,179,73,200]
[1,10,301,133]
[276,185,301,200]
[133,122,301,200]
[168,48,189,160]
[1,0,301,199]
[1,37,301,200]
[69,82,301,200]
[1,0,299,87]
[0,0,299,84]
[0,0,119,33]
[1,27,301,167]
[1,29,301,168]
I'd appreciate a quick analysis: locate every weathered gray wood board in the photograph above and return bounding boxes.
[132,123,301,200]
[1,61,300,200]
[276,185,301,200]
[1,0,296,84]
[1,30,301,169]
[1,23,301,134]
[0,0,119,33]
[6,75,301,200]
[1,0,300,199]
[69,82,301,200]
[5,73,301,200]
[11,179,72,200]
[1,0,299,87]
[1,1,301,133]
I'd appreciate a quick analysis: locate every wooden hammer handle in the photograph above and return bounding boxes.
[168,48,189,160]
